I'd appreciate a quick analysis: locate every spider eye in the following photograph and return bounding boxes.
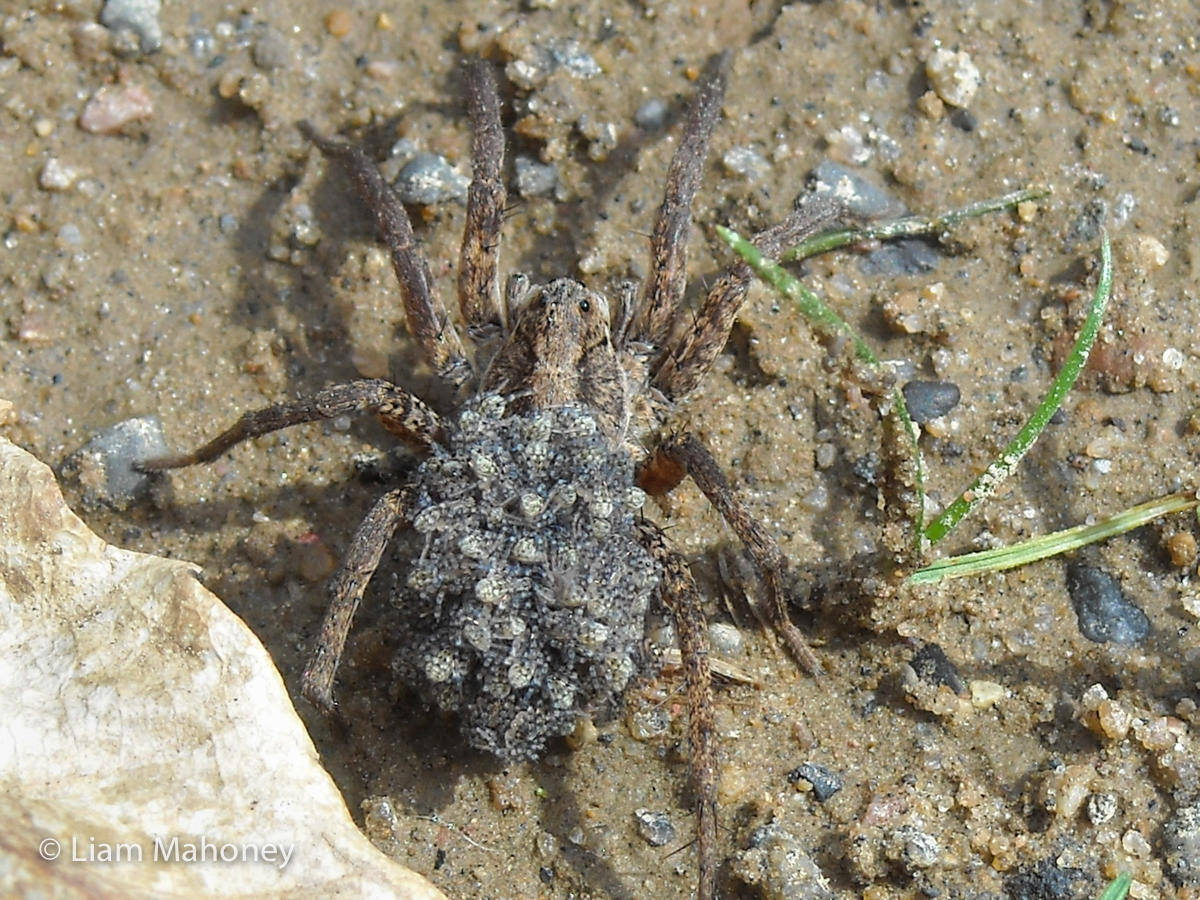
[578,298,590,312]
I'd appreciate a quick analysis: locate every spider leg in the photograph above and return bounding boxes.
[626,52,730,351]
[458,58,507,337]
[301,123,472,389]
[635,519,717,900]
[640,431,822,676]
[138,379,442,470]
[651,196,842,400]
[303,485,413,714]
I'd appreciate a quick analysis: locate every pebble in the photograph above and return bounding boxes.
[1004,857,1085,899]
[634,98,668,131]
[514,156,557,198]
[251,27,292,70]
[100,0,163,54]
[394,153,469,205]
[908,643,965,694]
[808,161,938,276]
[59,417,168,511]
[39,158,81,191]
[722,146,772,182]
[324,9,353,38]
[1166,531,1198,568]
[901,380,960,423]
[79,83,154,134]
[886,825,941,871]
[633,808,676,846]
[809,160,906,219]
[925,48,981,108]
[1086,792,1117,826]
[731,821,835,900]
[626,705,670,741]
[1163,802,1200,886]
[787,762,843,801]
[1065,563,1150,644]
[708,621,745,657]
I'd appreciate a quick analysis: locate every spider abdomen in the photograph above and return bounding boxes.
[391,394,662,760]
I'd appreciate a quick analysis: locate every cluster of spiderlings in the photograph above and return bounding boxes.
[390,393,662,760]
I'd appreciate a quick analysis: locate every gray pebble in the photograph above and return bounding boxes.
[731,821,835,900]
[857,239,941,277]
[1004,857,1085,899]
[251,28,291,71]
[1164,801,1200,886]
[909,642,966,693]
[707,621,744,657]
[633,808,676,847]
[634,98,667,131]
[1065,563,1150,644]
[809,160,906,219]
[394,153,469,205]
[514,156,557,198]
[808,161,939,276]
[902,380,961,423]
[100,0,163,54]
[887,825,941,870]
[60,416,168,511]
[787,762,843,801]
[1066,198,1107,249]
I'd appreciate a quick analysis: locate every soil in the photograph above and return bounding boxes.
[3,1,1199,898]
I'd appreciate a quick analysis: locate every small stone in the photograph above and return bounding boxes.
[100,0,163,54]
[627,705,670,741]
[809,160,906,219]
[731,821,835,900]
[633,808,676,847]
[79,83,154,134]
[925,47,981,108]
[1095,699,1133,740]
[394,153,469,205]
[722,145,771,182]
[39,158,81,191]
[1066,563,1150,644]
[708,621,744,657]
[324,9,354,38]
[969,680,1005,709]
[634,98,667,130]
[886,825,941,871]
[902,380,961,423]
[251,28,292,70]
[787,762,843,801]
[514,156,557,198]
[1086,792,1117,825]
[59,416,168,511]
[1166,531,1198,568]
[1005,857,1086,899]
[1132,234,1169,269]
[908,643,965,694]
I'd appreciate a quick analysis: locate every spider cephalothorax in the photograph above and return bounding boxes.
[142,54,835,899]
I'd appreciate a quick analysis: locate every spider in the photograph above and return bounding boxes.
[142,53,834,899]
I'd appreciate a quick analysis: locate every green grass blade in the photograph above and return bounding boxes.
[922,231,1113,545]
[782,186,1051,262]
[908,490,1199,584]
[1097,872,1132,900]
[716,225,927,546]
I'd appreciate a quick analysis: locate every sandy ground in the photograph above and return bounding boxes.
[3,1,1200,897]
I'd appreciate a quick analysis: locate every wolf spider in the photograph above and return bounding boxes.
[142,53,834,898]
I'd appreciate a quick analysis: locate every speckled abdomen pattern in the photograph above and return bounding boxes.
[391,395,661,760]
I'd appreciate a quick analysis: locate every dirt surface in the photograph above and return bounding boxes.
[3,1,1200,898]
